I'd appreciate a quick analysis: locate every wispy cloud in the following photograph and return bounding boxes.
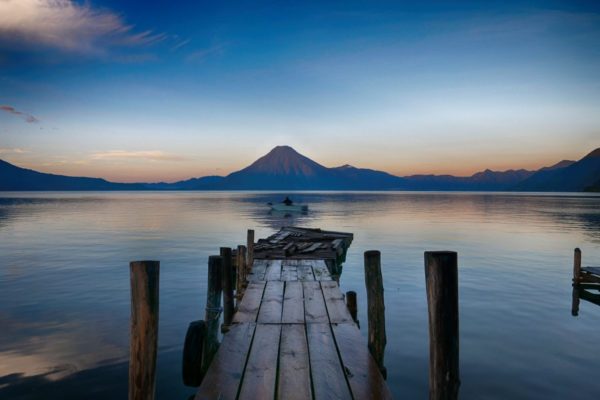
[0,147,27,154]
[185,43,227,63]
[0,105,39,123]
[90,150,185,162]
[0,0,166,55]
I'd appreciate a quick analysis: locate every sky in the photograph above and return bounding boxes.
[0,0,599,183]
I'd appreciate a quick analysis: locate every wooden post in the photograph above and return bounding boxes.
[573,248,582,285]
[346,290,358,324]
[247,229,255,274]
[364,250,387,378]
[220,247,234,330]
[424,251,460,400]
[237,245,247,299]
[202,255,222,375]
[129,261,160,400]
[571,286,580,316]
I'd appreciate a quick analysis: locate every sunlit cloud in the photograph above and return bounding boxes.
[0,105,38,123]
[0,0,166,55]
[90,150,186,162]
[0,147,27,154]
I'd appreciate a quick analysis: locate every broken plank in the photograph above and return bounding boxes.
[257,281,284,323]
[332,323,393,400]
[321,281,353,324]
[282,281,304,324]
[303,281,328,323]
[238,324,282,400]
[195,322,256,400]
[278,324,312,400]
[233,282,266,323]
[307,323,353,400]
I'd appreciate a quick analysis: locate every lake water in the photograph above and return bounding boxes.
[1,191,599,399]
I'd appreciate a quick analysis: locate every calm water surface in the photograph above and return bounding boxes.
[1,191,599,399]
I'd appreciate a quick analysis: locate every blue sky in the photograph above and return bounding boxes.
[1,0,599,182]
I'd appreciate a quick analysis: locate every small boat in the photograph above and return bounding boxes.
[269,203,309,212]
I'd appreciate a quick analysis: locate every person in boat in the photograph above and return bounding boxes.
[282,196,293,206]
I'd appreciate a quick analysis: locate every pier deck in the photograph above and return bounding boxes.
[195,228,392,400]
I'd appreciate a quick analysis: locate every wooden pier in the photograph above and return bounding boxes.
[195,227,392,399]
[572,248,600,315]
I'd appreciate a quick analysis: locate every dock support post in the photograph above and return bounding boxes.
[220,247,235,331]
[425,251,460,400]
[573,248,582,285]
[202,255,223,376]
[128,261,160,400]
[236,245,247,299]
[247,229,255,274]
[364,250,387,378]
[346,290,358,325]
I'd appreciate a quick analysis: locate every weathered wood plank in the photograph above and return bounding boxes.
[248,259,268,282]
[303,281,329,323]
[332,323,393,400]
[265,260,282,281]
[311,259,333,281]
[195,322,256,400]
[583,266,600,276]
[321,281,353,324]
[307,323,353,400]
[282,281,304,324]
[257,281,284,324]
[278,324,312,400]
[238,324,282,400]
[281,262,298,281]
[297,263,315,281]
[232,282,266,324]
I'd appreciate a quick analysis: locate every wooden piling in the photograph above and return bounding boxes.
[364,250,387,378]
[346,290,358,324]
[220,247,235,330]
[247,229,255,274]
[202,255,223,376]
[237,245,247,299]
[424,251,460,400]
[573,248,582,285]
[128,260,160,400]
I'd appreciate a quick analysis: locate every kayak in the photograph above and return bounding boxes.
[270,203,308,212]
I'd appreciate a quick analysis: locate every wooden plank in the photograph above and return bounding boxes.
[233,282,266,323]
[238,324,281,400]
[311,260,333,281]
[281,263,298,281]
[321,281,353,324]
[282,281,304,324]
[257,281,284,323]
[303,281,329,323]
[306,323,353,400]
[278,324,312,400]
[195,322,256,400]
[297,263,315,281]
[264,260,282,281]
[332,323,393,400]
[301,242,322,253]
[583,266,600,276]
[248,259,268,282]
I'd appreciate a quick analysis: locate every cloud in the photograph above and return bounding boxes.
[90,150,185,162]
[0,105,39,123]
[185,43,227,63]
[0,147,27,154]
[0,0,165,55]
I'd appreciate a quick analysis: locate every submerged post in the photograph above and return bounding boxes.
[220,247,234,330]
[424,251,460,400]
[247,229,255,274]
[364,250,387,378]
[202,255,223,375]
[573,248,582,285]
[129,261,160,400]
[346,290,358,324]
[237,245,247,299]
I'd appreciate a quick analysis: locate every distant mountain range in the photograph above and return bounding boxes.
[1,145,599,191]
